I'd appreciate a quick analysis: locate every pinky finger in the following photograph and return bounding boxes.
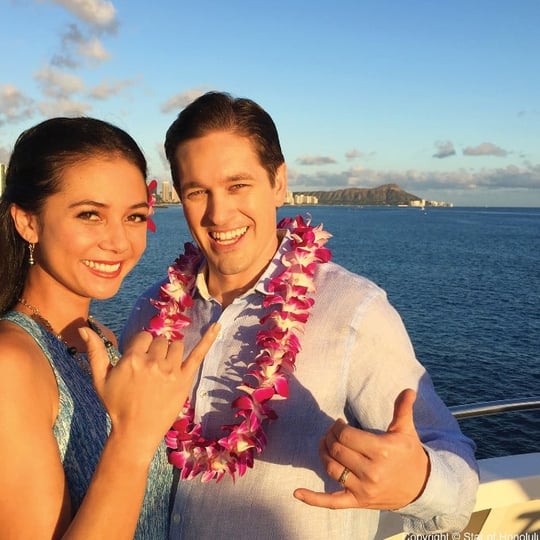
[293,488,358,509]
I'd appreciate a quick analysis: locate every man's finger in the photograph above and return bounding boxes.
[387,388,417,435]
[293,488,358,509]
[327,419,379,457]
[179,323,220,376]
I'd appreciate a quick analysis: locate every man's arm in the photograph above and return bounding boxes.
[294,292,479,533]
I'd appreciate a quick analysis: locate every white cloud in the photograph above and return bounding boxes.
[35,66,85,99]
[0,85,35,125]
[288,163,540,193]
[78,36,110,62]
[433,140,456,159]
[0,146,11,163]
[43,0,118,32]
[156,143,169,171]
[463,142,508,157]
[88,78,133,100]
[161,88,209,114]
[51,21,111,68]
[345,149,363,160]
[297,155,336,166]
[37,97,92,117]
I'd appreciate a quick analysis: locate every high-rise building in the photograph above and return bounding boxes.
[0,162,6,196]
[160,180,180,203]
[161,181,172,203]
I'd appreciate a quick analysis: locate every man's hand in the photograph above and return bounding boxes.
[293,389,430,510]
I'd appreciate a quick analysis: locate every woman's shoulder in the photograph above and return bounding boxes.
[0,318,58,416]
[0,317,41,366]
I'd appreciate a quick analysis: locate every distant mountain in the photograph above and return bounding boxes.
[293,183,421,206]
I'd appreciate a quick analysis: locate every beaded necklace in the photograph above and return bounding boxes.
[17,298,119,373]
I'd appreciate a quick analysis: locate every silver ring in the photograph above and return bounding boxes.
[338,466,350,487]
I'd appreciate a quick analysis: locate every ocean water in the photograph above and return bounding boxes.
[92,205,540,459]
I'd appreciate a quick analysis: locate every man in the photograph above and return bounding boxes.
[122,91,478,539]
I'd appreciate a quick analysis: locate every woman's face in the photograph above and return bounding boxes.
[32,155,149,301]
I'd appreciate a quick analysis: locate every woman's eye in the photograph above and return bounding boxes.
[77,211,100,221]
[128,213,148,223]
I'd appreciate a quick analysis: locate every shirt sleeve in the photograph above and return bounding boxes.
[346,291,479,533]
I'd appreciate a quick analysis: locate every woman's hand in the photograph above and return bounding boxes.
[82,324,219,460]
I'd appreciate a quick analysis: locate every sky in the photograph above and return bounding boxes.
[2,0,539,207]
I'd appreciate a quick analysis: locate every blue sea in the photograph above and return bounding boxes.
[92,205,540,460]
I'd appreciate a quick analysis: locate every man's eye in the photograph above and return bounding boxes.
[231,184,247,190]
[185,189,206,199]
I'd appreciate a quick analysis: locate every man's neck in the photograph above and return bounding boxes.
[205,231,285,308]
[207,271,260,308]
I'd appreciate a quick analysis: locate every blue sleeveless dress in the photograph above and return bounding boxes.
[2,311,173,539]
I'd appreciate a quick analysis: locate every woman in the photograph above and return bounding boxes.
[0,117,217,539]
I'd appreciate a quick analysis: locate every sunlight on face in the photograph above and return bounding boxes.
[176,131,287,301]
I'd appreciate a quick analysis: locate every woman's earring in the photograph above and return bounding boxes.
[28,243,35,265]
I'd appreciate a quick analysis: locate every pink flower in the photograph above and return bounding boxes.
[160,269,195,309]
[146,179,158,232]
[147,313,191,340]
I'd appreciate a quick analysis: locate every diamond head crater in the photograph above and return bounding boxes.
[289,183,452,207]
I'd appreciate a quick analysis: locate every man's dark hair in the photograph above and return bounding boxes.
[164,91,284,192]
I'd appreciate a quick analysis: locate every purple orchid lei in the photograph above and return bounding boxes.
[147,215,332,482]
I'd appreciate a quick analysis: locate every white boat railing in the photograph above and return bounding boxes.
[449,396,540,419]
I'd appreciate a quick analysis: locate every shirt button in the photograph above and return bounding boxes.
[172,513,181,524]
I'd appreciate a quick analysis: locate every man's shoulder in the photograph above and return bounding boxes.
[316,260,382,293]
[310,261,388,321]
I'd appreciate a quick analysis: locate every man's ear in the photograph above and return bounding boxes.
[274,163,288,208]
[10,204,40,243]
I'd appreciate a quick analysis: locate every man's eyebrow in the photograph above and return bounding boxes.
[181,173,255,191]
[180,180,204,192]
[226,173,254,182]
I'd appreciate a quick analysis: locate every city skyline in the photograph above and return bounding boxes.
[1,0,539,207]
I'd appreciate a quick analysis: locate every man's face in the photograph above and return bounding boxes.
[175,130,287,297]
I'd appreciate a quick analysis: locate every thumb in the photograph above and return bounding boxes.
[387,388,417,434]
[79,327,110,391]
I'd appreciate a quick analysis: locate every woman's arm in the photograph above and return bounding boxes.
[0,328,72,538]
[0,323,218,540]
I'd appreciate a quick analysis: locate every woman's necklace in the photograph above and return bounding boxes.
[17,298,119,373]
[147,215,332,482]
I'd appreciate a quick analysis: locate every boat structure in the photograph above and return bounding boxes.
[376,397,540,538]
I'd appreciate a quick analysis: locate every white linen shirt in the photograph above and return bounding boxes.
[121,233,479,540]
